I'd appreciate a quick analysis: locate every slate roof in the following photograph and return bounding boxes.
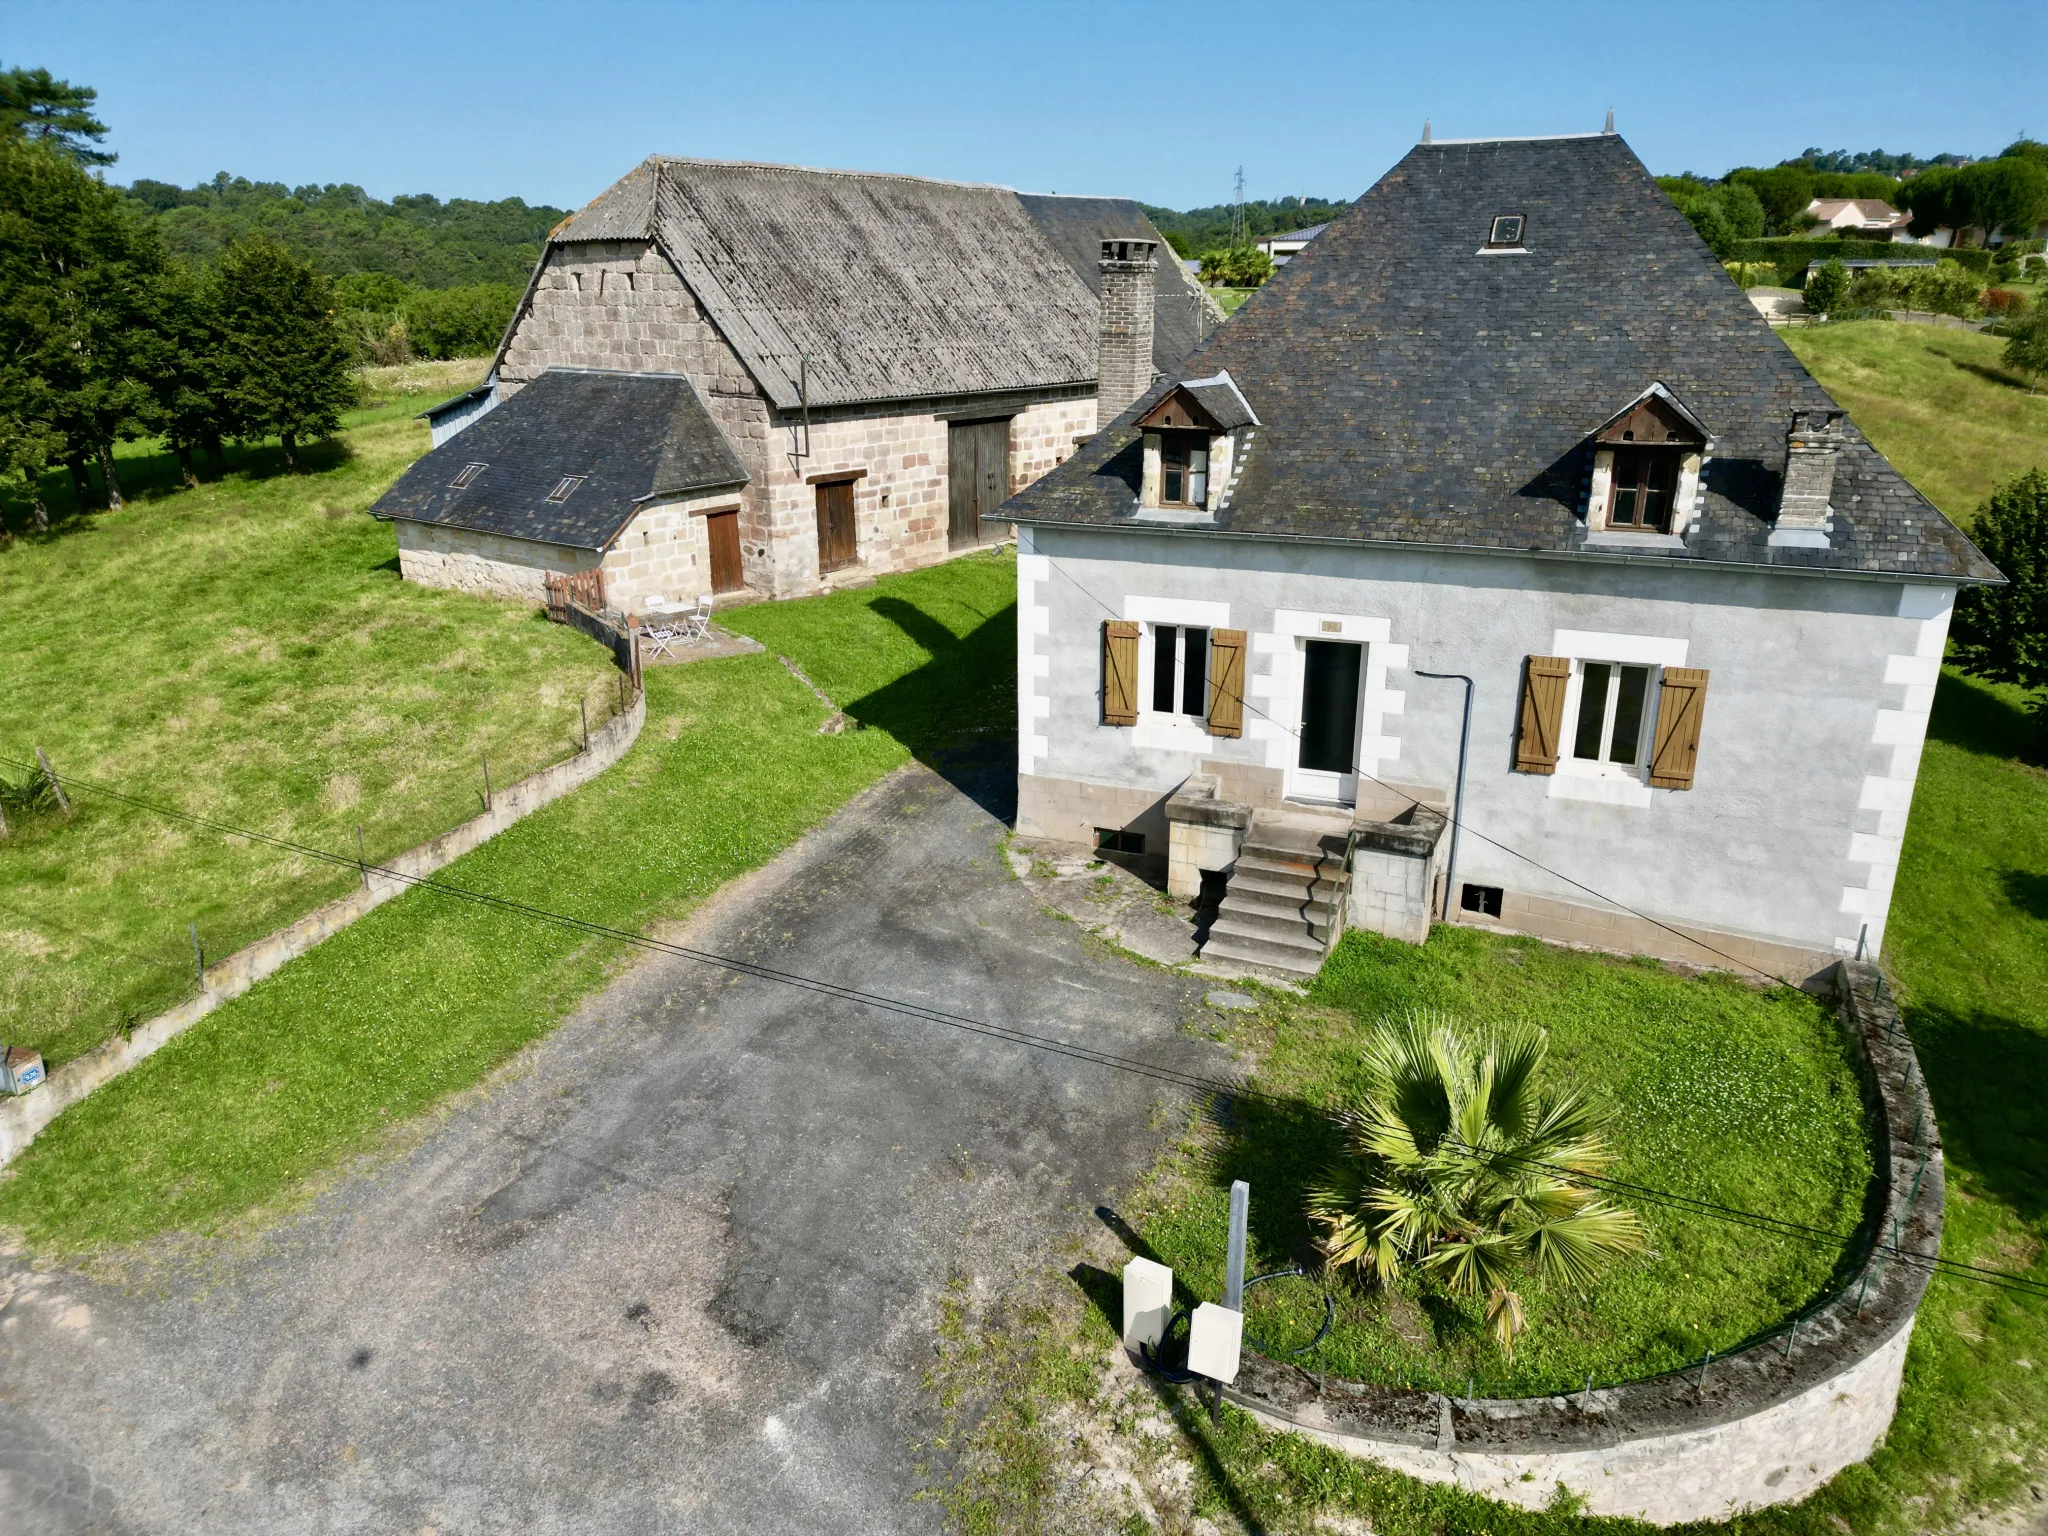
[1177,371,1259,431]
[1013,193,1219,373]
[370,369,746,551]
[1002,133,1999,584]
[1259,224,1328,244]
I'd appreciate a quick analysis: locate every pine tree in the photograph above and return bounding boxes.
[211,238,354,473]
[0,66,114,166]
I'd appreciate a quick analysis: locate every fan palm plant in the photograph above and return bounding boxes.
[1307,1011,1646,1356]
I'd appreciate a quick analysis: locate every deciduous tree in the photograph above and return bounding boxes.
[1951,472,2048,721]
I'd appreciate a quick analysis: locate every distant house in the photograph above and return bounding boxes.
[374,158,1219,611]
[998,129,1998,984]
[1805,198,1912,239]
[1253,224,1327,265]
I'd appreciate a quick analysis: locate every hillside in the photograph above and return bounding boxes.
[120,174,568,288]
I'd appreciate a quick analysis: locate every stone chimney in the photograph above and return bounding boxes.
[1097,238,1158,424]
[1778,409,1846,531]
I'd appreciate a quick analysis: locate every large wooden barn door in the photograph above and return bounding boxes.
[705,509,743,593]
[948,418,1011,550]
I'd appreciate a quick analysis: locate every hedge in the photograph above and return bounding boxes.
[1728,237,1997,275]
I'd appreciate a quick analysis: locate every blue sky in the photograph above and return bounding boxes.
[12,0,2046,211]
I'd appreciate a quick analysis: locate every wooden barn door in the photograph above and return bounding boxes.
[948,418,1011,550]
[705,509,743,594]
[816,480,857,573]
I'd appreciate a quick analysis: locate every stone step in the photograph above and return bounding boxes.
[1213,901,1341,946]
[1225,864,1346,907]
[1239,836,1346,869]
[1201,926,1329,978]
[1220,881,1343,924]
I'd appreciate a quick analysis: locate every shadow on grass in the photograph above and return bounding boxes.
[1952,359,2036,392]
[1908,1001,2048,1222]
[1927,669,2045,767]
[844,593,1019,824]
[0,434,357,543]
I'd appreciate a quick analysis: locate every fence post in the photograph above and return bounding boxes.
[482,751,492,814]
[356,825,368,890]
[35,746,71,814]
[581,698,590,753]
[190,921,204,991]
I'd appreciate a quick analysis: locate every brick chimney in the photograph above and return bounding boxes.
[1097,238,1158,424]
[1778,409,1846,531]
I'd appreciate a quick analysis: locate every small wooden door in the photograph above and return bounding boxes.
[705,509,743,594]
[816,479,857,573]
[948,418,1010,550]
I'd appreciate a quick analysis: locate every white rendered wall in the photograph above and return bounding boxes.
[1022,525,1955,960]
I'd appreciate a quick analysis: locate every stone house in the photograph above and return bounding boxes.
[373,158,1217,611]
[998,130,2000,983]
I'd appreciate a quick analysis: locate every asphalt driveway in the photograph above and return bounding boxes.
[0,762,1221,1535]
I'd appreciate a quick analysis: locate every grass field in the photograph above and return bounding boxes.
[1782,321,2048,525]
[0,548,1015,1249]
[0,362,623,1071]
[1129,930,1870,1397]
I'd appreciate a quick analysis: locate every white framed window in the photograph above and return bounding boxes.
[1148,624,1208,718]
[1569,660,1655,767]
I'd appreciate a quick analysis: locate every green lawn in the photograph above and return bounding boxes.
[1782,321,2048,526]
[1128,930,1869,1398]
[0,547,1016,1250]
[0,364,621,1071]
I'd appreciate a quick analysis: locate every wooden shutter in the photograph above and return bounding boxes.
[1103,621,1140,726]
[1207,628,1246,738]
[1648,667,1709,790]
[1514,656,1570,774]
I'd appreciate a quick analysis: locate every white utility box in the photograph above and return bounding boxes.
[1188,1302,1243,1384]
[1122,1257,1173,1349]
[0,1047,44,1095]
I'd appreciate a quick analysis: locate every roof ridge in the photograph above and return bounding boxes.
[1422,131,1616,145]
[648,154,1017,194]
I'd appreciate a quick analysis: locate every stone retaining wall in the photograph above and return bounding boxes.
[1220,960,1941,1525]
[0,690,647,1168]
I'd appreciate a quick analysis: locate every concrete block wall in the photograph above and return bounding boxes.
[1018,771,1172,857]
[395,521,598,604]
[1350,843,1437,945]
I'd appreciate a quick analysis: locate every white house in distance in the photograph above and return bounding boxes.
[372,158,1218,613]
[1253,223,1327,266]
[1804,197,1913,239]
[998,129,1999,984]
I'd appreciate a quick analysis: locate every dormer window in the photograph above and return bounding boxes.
[1486,213,1526,248]
[1134,371,1259,517]
[1160,432,1208,507]
[1586,385,1711,539]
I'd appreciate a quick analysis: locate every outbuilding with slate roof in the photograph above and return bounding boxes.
[997,127,1999,985]
[397,156,1217,609]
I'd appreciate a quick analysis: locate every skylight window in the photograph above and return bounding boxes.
[451,462,486,489]
[546,476,585,503]
[1486,214,1526,248]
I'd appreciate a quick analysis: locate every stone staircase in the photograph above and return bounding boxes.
[1200,811,1350,981]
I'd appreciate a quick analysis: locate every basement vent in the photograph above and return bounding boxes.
[546,475,585,503]
[1460,882,1505,918]
[451,462,486,489]
[1096,828,1146,856]
[1486,214,1526,248]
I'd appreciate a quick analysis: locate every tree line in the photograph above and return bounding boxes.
[0,67,359,529]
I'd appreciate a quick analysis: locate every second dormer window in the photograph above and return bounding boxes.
[1608,448,1677,531]
[1160,432,1209,507]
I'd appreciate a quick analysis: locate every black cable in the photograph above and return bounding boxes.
[13,751,2046,1303]
[1040,559,1810,991]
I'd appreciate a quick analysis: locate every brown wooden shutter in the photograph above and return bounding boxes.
[1207,628,1246,738]
[1648,667,1709,790]
[1102,621,1140,726]
[1514,656,1570,774]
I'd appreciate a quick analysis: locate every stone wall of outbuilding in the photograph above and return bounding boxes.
[497,239,1096,600]
[395,521,598,604]
[1216,961,1941,1526]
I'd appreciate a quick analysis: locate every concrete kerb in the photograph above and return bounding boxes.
[0,689,647,1168]
[1208,958,1941,1526]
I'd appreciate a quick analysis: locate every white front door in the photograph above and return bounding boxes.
[1288,638,1364,806]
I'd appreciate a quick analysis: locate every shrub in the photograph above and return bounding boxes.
[1951,471,2048,719]
[1306,1012,1646,1357]
[1906,260,1985,318]
[1804,257,1851,315]
[1985,288,2031,317]
[1198,245,1275,288]
[398,282,521,359]
[2004,304,2048,390]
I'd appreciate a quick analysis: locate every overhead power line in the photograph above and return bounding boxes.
[6,750,2042,1306]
